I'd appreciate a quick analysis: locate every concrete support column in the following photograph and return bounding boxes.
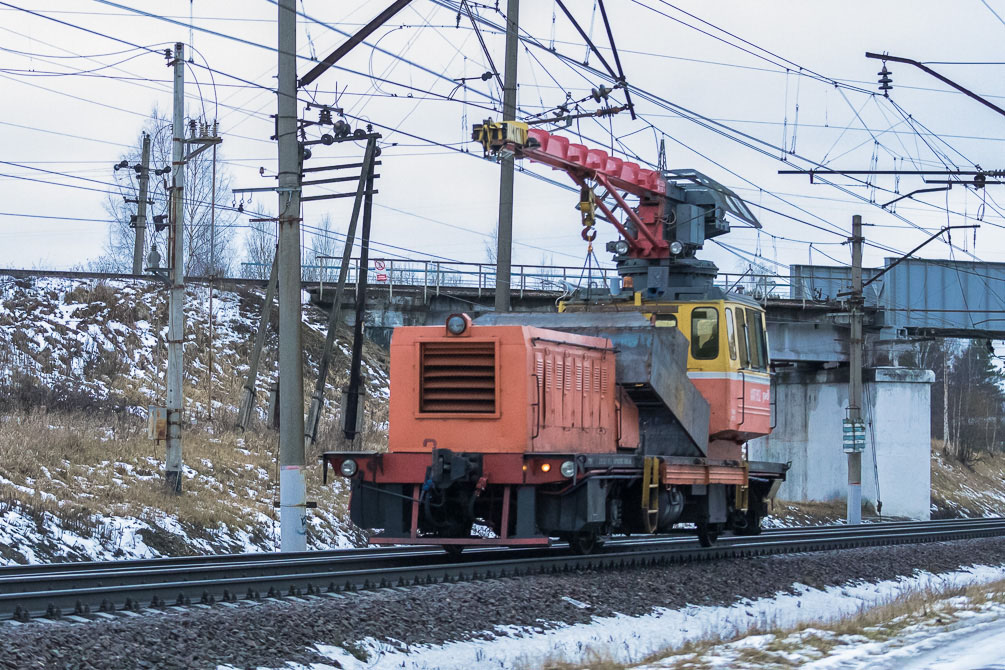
[749,366,934,519]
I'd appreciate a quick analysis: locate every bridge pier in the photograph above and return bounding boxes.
[749,366,934,520]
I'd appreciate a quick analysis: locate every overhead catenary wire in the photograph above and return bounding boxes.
[3,0,1000,277]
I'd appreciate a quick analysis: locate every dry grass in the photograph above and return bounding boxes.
[767,498,879,527]
[534,577,1005,670]
[931,439,1005,518]
[0,408,366,557]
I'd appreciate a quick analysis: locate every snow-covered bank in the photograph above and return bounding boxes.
[647,603,1005,670]
[299,564,1005,670]
[0,274,387,562]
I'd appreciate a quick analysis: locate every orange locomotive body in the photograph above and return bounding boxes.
[324,312,786,553]
[389,318,637,456]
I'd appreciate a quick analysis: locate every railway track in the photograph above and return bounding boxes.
[3,518,1004,624]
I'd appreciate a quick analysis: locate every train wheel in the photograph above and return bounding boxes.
[696,523,721,547]
[442,544,465,559]
[568,532,603,555]
[734,506,763,536]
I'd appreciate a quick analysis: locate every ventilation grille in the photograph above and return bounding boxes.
[420,341,496,413]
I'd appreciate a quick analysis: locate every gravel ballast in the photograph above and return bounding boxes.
[3,537,1005,669]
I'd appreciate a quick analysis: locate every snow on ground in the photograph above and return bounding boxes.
[237,564,1005,670]
[931,448,1005,519]
[0,461,362,565]
[870,616,1005,670]
[695,614,1005,670]
[636,584,1005,669]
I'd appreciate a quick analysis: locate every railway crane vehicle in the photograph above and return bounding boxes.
[323,122,788,553]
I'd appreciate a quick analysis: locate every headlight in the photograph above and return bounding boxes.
[560,460,576,478]
[339,459,358,477]
[669,240,684,256]
[446,314,468,335]
[613,239,630,256]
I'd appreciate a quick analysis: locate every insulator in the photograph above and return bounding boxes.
[319,107,333,126]
[199,121,208,138]
[591,85,611,103]
[878,65,893,94]
[188,119,197,137]
[147,245,161,269]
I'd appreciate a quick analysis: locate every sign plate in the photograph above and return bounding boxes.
[842,418,865,453]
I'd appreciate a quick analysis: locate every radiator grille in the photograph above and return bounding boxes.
[420,341,496,413]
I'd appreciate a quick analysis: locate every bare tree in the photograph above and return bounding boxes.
[307,213,341,282]
[242,216,276,280]
[96,107,237,275]
[483,223,499,264]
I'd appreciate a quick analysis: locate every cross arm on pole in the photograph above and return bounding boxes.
[837,224,980,296]
[554,0,618,80]
[183,136,222,162]
[866,52,1005,119]
[298,0,415,88]
[860,225,979,289]
[595,0,634,119]
[461,0,504,99]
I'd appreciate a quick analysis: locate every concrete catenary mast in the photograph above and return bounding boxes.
[132,133,151,276]
[276,0,307,552]
[165,43,186,493]
[493,0,519,313]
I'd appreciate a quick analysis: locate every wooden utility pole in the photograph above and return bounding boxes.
[343,154,376,445]
[304,139,378,448]
[493,0,519,313]
[236,246,279,432]
[276,0,307,552]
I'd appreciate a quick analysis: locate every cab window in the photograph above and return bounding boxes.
[653,315,677,328]
[724,307,737,360]
[746,308,768,370]
[746,308,761,369]
[734,307,749,367]
[690,307,719,360]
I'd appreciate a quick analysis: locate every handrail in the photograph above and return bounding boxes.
[737,370,747,427]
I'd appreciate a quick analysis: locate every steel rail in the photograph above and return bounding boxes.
[1,517,993,580]
[3,518,1004,622]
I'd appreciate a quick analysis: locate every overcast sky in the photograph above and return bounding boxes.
[2,1,1005,281]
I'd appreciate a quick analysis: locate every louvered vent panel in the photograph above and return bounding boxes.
[420,341,496,413]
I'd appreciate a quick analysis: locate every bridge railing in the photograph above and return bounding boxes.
[240,259,845,307]
[313,257,618,303]
[715,272,844,305]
